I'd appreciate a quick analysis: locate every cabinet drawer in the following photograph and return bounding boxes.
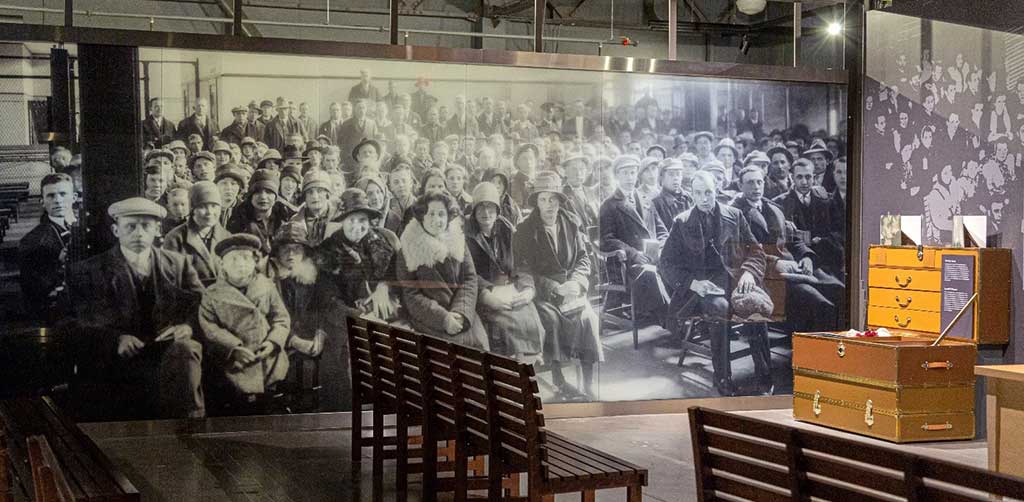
[868,267,941,292]
[868,288,942,312]
[869,247,936,268]
[868,306,941,333]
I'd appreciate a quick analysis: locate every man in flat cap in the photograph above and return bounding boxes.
[19,173,79,323]
[599,155,670,327]
[68,197,205,418]
[219,105,249,146]
[264,101,305,153]
[142,98,176,148]
[177,97,218,150]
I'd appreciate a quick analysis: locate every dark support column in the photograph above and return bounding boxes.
[845,0,864,328]
[533,0,544,52]
[77,44,143,256]
[389,0,400,44]
[141,61,151,115]
[49,47,74,146]
[64,0,73,27]
[232,0,243,36]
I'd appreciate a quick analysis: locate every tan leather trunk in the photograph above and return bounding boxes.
[792,332,977,443]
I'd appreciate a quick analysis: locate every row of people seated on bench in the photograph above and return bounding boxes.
[27,147,845,417]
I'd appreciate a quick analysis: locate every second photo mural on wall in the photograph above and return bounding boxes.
[8,46,848,420]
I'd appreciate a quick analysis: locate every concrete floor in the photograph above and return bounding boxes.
[82,408,987,502]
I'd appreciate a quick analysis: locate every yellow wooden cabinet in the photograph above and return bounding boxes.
[867,246,1011,345]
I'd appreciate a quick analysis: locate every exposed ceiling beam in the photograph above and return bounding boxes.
[209,0,260,37]
[681,0,709,23]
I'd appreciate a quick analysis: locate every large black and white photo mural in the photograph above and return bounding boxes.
[861,12,1024,362]
[3,45,847,420]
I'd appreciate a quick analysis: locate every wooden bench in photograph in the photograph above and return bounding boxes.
[353,316,648,502]
[689,406,1024,501]
[0,397,139,502]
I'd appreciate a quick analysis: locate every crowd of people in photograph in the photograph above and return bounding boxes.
[18,68,848,418]
[866,49,1021,243]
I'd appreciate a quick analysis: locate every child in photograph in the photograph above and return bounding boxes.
[199,233,291,398]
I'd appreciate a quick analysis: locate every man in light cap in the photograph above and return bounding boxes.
[220,105,249,146]
[290,170,338,245]
[659,171,766,396]
[68,197,205,418]
[162,181,232,287]
[264,101,305,152]
[227,169,295,254]
[599,155,669,331]
[651,158,693,227]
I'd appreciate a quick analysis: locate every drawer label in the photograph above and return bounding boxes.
[941,255,975,341]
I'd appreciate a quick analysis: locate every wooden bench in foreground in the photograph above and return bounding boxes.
[0,397,139,502]
[689,406,1024,501]
[349,316,648,502]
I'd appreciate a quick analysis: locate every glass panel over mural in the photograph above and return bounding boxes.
[2,45,847,420]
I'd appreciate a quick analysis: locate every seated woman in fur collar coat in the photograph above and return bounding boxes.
[396,189,489,350]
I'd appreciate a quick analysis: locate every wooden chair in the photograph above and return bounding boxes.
[383,323,520,502]
[588,225,640,350]
[485,349,648,502]
[347,318,496,502]
[689,406,1024,501]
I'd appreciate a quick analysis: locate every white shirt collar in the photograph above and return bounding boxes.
[121,246,153,277]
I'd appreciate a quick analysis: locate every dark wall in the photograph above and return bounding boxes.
[77,44,143,255]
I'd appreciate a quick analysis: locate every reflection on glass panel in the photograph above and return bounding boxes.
[6,46,846,420]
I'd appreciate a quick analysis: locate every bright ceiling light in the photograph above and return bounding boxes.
[736,0,767,16]
[827,22,843,36]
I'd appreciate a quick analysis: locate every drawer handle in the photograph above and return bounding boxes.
[895,275,913,288]
[837,341,846,358]
[921,422,953,432]
[922,361,953,370]
[895,295,912,308]
[894,314,912,328]
[864,399,874,427]
[812,390,822,416]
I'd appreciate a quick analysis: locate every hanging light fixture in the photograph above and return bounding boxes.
[736,0,767,15]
